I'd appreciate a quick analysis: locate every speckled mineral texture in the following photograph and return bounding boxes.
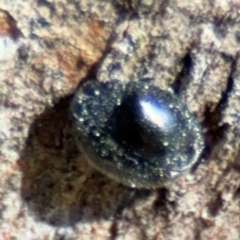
[0,0,239,239]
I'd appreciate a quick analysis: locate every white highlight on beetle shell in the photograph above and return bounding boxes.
[140,100,174,131]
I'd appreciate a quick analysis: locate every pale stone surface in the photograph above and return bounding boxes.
[0,0,240,239]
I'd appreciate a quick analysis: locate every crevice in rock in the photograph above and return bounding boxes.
[233,187,240,200]
[110,221,118,240]
[201,59,235,159]
[207,193,223,217]
[201,107,229,159]
[172,53,192,95]
[152,188,169,210]
[152,188,174,221]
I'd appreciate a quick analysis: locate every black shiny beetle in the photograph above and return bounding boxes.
[70,80,204,188]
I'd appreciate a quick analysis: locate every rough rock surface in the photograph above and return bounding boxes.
[0,0,240,239]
